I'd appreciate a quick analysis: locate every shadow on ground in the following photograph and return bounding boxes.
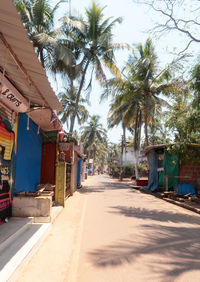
[78,179,132,194]
[83,175,200,280]
[108,205,200,225]
[88,224,200,281]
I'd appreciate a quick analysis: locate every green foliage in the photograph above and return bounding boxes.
[15,0,67,67]
[124,164,134,177]
[81,115,107,171]
[58,87,89,129]
[165,65,200,162]
[105,38,184,151]
[109,163,120,173]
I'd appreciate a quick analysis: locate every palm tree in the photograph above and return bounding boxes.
[107,83,143,179]
[104,39,185,178]
[81,115,107,173]
[107,143,120,175]
[60,2,123,132]
[14,0,67,68]
[126,38,186,146]
[88,136,108,174]
[58,87,89,129]
[106,38,185,147]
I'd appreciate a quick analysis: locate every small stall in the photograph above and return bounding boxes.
[144,145,179,192]
[0,117,15,223]
[144,144,200,195]
[0,1,63,223]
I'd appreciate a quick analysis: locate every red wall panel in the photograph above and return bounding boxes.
[41,143,56,184]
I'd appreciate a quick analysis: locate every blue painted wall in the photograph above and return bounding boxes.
[16,114,42,193]
[77,158,82,186]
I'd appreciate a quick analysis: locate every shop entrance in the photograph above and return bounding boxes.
[0,149,12,224]
[0,113,15,224]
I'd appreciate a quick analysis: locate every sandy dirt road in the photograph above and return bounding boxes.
[15,175,200,282]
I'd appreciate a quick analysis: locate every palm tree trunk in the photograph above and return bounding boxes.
[144,92,149,147]
[120,131,124,181]
[121,123,126,178]
[92,149,96,175]
[134,109,140,180]
[69,59,90,133]
[39,49,45,68]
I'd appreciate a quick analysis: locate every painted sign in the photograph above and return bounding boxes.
[59,142,72,151]
[0,120,14,160]
[0,73,29,112]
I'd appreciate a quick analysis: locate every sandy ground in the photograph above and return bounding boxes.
[14,175,200,282]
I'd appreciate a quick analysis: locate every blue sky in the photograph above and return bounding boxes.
[50,0,199,143]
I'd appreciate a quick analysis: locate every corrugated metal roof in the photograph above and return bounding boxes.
[144,144,166,154]
[0,0,63,112]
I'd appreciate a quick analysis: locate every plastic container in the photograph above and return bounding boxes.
[178,184,196,196]
[136,179,148,186]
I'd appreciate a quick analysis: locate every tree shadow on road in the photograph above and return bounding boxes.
[78,181,132,194]
[108,205,200,225]
[77,186,105,194]
[100,181,133,191]
[88,224,200,281]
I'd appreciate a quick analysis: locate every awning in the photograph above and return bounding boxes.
[0,1,63,112]
[28,108,62,132]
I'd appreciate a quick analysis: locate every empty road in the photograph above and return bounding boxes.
[15,175,200,282]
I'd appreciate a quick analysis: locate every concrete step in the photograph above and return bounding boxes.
[0,217,33,253]
[0,218,50,282]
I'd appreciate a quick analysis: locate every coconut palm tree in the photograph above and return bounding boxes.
[104,39,185,178]
[87,136,108,174]
[14,0,67,67]
[105,38,185,147]
[81,115,107,173]
[58,86,89,129]
[60,2,124,132]
[127,39,187,146]
[107,83,143,179]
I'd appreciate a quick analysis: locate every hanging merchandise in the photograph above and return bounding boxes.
[0,117,14,222]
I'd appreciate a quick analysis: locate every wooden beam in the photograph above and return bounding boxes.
[0,32,50,108]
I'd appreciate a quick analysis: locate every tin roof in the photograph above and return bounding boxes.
[0,0,63,112]
[144,144,167,154]
[144,143,200,154]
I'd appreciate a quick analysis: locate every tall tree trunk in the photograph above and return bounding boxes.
[144,92,149,147]
[69,60,90,133]
[122,123,126,166]
[120,132,124,181]
[87,150,91,175]
[134,109,141,180]
[92,149,96,175]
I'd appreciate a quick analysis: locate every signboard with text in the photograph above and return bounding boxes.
[0,73,29,112]
[59,142,72,151]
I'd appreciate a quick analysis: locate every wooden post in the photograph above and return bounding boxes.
[55,161,66,207]
[56,132,59,163]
